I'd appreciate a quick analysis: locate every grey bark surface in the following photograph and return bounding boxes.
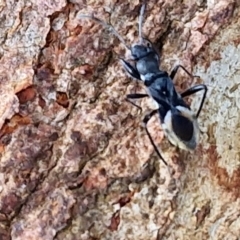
[0,0,239,239]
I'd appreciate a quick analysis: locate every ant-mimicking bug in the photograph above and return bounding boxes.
[79,3,208,166]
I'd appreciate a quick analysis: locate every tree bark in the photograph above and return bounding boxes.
[0,0,239,239]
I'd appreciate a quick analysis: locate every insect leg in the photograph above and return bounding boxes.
[120,58,141,80]
[181,84,208,118]
[170,65,199,80]
[143,109,168,166]
[127,93,149,99]
[126,93,149,113]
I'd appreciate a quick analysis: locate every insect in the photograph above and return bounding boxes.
[79,3,208,166]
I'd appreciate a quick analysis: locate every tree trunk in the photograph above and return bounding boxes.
[0,0,239,239]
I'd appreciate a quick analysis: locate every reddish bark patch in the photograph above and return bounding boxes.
[16,86,37,104]
[195,202,211,228]
[108,210,120,231]
[38,95,46,108]
[0,114,31,143]
[207,145,240,198]
[112,192,134,208]
[56,91,69,108]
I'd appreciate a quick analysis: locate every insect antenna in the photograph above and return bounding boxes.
[138,3,146,44]
[79,14,130,50]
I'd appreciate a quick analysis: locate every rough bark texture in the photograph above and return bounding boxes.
[0,0,239,239]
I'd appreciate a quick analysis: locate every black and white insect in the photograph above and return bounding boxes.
[79,3,208,166]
